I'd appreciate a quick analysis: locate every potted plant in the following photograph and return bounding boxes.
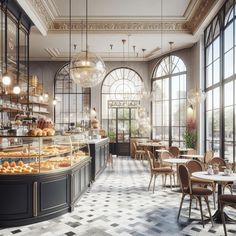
[183,118,197,148]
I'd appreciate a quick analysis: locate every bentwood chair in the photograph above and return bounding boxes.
[209,157,233,194]
[219,194,236,236]
[203,150,214,169]
[177,164,214,228]
[186,160,216,209]
[132,141,146,160]
[146,150,175,192]
[169,146,180,158]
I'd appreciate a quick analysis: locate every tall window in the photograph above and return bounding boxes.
[152,55,187,146]
[54,64,90,131]
[205,0,236,164]
[101,67,143,139]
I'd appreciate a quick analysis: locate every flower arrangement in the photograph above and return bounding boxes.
[183,118,197,148]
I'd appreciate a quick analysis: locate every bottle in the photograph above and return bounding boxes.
[207,165,214,175]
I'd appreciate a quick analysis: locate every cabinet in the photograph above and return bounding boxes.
[89,138,109,181]
[0,134,91,226]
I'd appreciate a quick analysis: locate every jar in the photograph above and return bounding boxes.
[213,164,219,175]
[207,165,214,175]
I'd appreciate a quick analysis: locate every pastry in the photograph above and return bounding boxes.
[18,160,24,167]
[3,161,9,168]
[10,161,16,167]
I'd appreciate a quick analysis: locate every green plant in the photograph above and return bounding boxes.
[108,131,116,141]
[183,129,197,148]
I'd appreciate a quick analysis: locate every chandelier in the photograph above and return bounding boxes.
[187,89,206,105]
[70,0,106,87]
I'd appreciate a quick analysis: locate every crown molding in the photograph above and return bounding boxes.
[49,20,190,34]
[186,0,218,34]
[17,0,53,36]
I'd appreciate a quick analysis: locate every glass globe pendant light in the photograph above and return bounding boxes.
[2,9,11,87]
[13,23,21,95]
[70,0,106,87]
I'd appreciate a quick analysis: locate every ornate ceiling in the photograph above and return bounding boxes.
[17,0,224,61]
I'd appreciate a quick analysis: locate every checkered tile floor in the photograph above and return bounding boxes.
[0,156,236,236]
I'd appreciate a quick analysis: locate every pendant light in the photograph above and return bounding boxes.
[13,19,21,95]
[70,0,106,88]
[2,6,11,86]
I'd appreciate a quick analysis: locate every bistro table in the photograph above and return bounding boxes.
[192,171,236,223]
[163,158,190,185]
[138,142,166,154]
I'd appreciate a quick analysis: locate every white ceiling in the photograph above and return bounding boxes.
[17,0,224,61]
[52,0,190,18]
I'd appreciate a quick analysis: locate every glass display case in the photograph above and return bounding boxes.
[0,134,90,174]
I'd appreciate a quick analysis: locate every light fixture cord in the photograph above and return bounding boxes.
[1,4,3,76]
[85,0,88,60]
[17,16,21,85]
[69,0,71,65]
[4,4,7,73]
[161,0,163,54]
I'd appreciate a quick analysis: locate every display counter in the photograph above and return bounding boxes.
[88,138,109,181]
[0,134,91,227]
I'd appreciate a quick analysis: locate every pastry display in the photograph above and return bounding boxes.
[0,161,38,174]
[0,133,90,174]
[28,127,55,137]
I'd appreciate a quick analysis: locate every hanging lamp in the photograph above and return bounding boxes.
[70,0,106,87]
[13,19,21,95]
[2,5,11,86]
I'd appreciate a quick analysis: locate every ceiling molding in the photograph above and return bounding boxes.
[17,0,53,36]
[42,0,60,19]
[186,0,218,34]
[49,20,190,34]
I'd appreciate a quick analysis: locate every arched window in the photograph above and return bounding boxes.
[152,55,187,146]
[205,0,236,164]
[54,64,91,131]
[101,67,143,146]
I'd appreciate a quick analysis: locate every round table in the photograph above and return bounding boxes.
[192,171,236,223]
[163,159,190,185]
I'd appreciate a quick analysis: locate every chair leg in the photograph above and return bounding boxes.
[164,174,167,188]
[177,194,185,220]
[189,196,192,219]
[148,174,153,191]
[198,197,205,228]
[204,196,213,227]
[213,188,216,210]
[170,174,172,190]
[173,173,176,186]
[220,203,227,236]
[153,175,157,193]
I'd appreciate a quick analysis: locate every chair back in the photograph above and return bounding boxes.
[148,150,161,168]
[209,157,226,171]
[169,146,180,157]
[159,151,172,165]
[187,149,197,155]
[204,150,213,164]
[146,151,154,171]
[178,164,191,193]
[186,160,203,174]
[132,141,138,153]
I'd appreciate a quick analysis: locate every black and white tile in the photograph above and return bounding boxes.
[0,156,236,236]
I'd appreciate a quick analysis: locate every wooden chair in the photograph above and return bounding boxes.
[204,150,214,169]
[177,164,213,228]
[169,146,180,158]
[209,157,233,194]
[132,141,146,160]
[146,150,175,192]
[219,194,236,236]
[186,160,216,209]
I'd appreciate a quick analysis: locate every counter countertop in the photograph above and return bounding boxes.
[87,137,109,144]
